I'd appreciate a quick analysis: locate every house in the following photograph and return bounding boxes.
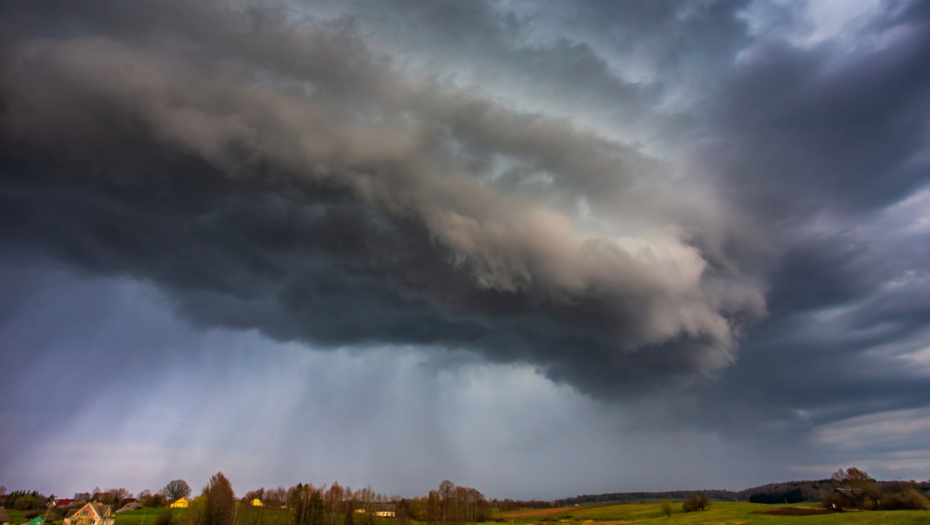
[353,504,395,518]
[55,500,76,509]
[373,505,395,518]
[169,498,189,509]
[250,499,263,507]
[1,506,11,525]
[116,502,143,513]
[62,502,113,525]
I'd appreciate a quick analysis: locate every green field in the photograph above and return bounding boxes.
[498,501,930,524]
[5,503,929,525]
[5,510,29,524]
[112,508,189,525]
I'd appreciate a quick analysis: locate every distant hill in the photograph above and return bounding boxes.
[559,479,930,506]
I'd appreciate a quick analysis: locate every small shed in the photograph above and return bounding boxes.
[833,488,862,508]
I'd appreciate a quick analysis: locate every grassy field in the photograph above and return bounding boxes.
[6,502,928,525]
[498,501,930,524]
[113,508,189,525]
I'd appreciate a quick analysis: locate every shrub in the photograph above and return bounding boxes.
[15,495,41,510]
[154,508,174,525]
[681,493,709,512]
[878,486,930,511]
[660,499,672,518]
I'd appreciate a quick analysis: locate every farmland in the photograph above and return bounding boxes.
[498,501,930,524]
[6,501,930,525]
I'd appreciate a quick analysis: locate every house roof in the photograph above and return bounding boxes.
[833,488,863,501]
[72,502,111,518]
[116,502,143,513]
[0,507,11,522]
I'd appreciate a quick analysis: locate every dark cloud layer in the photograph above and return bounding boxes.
[2,0,930,488]
[0,0,771,399]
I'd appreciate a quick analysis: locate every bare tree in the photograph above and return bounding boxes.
[328,483,343,525]
[110,488,133,506]
[164,481,192,502]
[204,473,235,525]
[438,482,455,524]
[426,491,439,525]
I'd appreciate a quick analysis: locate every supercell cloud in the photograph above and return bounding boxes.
[0,0,767,397]
[1,0,929,496]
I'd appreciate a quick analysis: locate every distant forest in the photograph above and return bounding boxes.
[559,489,742,505]
[559,479,930,505]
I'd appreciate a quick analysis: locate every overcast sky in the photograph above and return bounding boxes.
[1,0,929,501]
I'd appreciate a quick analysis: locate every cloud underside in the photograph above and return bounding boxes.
[2,0,929,416]
[0,1,771,398]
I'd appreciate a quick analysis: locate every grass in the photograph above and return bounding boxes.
[113,508,189,525]
[8,502,928,525]
[6,510,30,524]
[496,501,930,524]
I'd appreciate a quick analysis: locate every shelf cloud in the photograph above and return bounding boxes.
[2,0,930,495]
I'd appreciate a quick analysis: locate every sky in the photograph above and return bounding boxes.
[1,0,929,501]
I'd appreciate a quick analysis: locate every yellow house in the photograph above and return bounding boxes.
[251,499,263,507]
[170,498,189,509]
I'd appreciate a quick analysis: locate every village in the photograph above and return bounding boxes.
[1,468,928,525]
[0,477,503,525]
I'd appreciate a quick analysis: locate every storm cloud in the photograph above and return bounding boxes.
[2,0,930,495]
[0,0,769,398]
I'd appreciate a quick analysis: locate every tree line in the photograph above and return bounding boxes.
[561,473,930,506]
[140,474,495,525]
[486,499,552,512]
[559,489,741,505]
[2,490,51,511]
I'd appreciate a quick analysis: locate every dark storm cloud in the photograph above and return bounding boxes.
[702,0,930,218]
[650,0,930,441]
[1,0,930,492]
[0,0,769,400]
[2,0,929,434]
